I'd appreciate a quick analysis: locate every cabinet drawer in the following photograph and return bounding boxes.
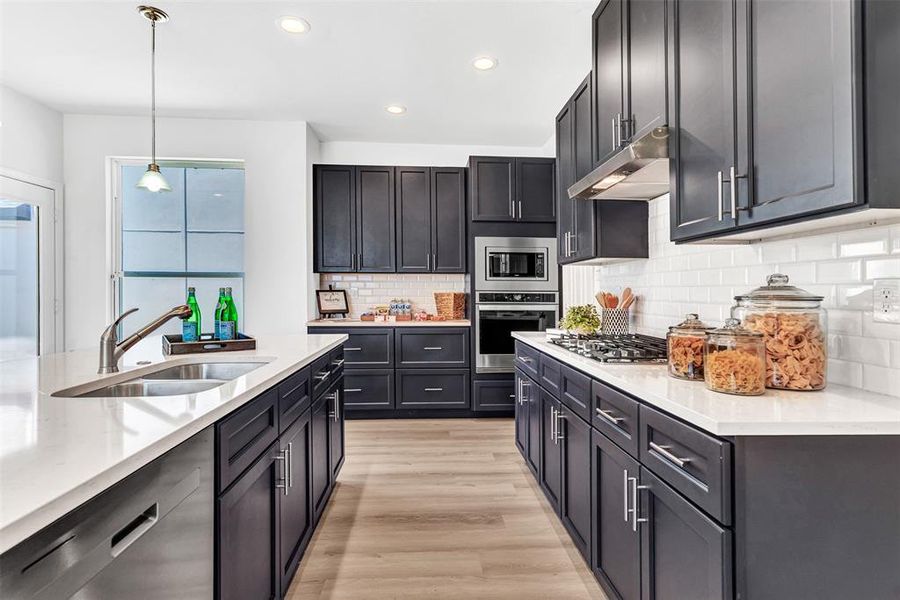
[559,363,591,422]
[395,329,469,368]
[396,369,470,409]
[473,379,515,411]
[514,341,540,379]
[538,353,562,398]
[310,352,334,399]
[591,379,640,458]
[310,327,394,368]
[639,404,733,525]
[216,388,279,493]
[343,369,394,411]
[278,366,311,432]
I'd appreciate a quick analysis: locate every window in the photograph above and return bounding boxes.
[112,161,245,338]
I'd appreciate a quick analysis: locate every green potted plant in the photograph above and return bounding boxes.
[559,304,601,335]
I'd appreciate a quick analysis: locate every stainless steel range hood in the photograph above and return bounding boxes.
[568,126,670,201]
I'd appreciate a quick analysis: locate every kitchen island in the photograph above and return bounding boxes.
[0,332,347,599]
[511,331,900,600]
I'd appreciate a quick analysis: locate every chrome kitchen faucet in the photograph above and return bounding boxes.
[98,305,192,374]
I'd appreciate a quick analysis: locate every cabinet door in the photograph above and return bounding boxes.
[356,166,395,272]
[396,166,431,273]
[314,165,355,272]
[527,379,542,476]
[560,408,592,563]
[310,393,331,522]
[514,370,530,458]
[516,158,556,222]
[639,467,733,600]
[470,156,515,221]
[592,430,641,600]
[572,74,597,260]
[556,101,576,264]
[473,379,515,412]
[279,411,312,596]
[218,442,281,600]
[328,385,345,481]
[668,0,738,241]
[343,369,394,412]
[593,0,626,165]
[736,0,858,227]
[431,167,466,273]
[540,390,562,513]
[626,0,667,141]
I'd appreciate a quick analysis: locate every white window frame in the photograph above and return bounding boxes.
[106,157,244,323]
[0,167,64,355]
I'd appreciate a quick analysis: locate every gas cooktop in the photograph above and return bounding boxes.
[549,333,668,364]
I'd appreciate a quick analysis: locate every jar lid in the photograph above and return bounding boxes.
[668,313,713,333]
[709,318,763,338]
[734,273,824,302]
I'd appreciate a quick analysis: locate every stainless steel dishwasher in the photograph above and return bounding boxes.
[0,428,214,599]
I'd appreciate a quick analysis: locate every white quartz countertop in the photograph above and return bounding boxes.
[307,318,470,327]
[0,333,346,554]
[512,332,900,437]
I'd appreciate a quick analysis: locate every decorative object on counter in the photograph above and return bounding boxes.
[216,287,239,340]
[733,273,827,391]
[667,313,713,381]
[360,312,376,321]
[595,287,636,311]
[560,304,601,335]
[162,332,257,355]
[704,318,766,396]
[434,292,467,320]
[183,286,201,342]
[414,309,429,321]
[316,287,350,318]
[600,308,629,335]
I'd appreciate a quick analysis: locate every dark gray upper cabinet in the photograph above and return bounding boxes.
[355,166,396,272]
[668,0,739,241]
[397,166,466,273]
[593,0,626,165]
[314,165,356,272]
[626,0,668,141]
[556,100,577,264]
[469,156,555,222]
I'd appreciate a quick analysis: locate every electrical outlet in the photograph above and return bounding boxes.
[873,279,900,324]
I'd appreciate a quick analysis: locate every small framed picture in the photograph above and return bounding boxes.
[316,289,350,316]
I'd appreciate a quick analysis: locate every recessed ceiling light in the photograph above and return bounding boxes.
[279,16,310,34]
[472,56,498,71]
[385,105,407,115]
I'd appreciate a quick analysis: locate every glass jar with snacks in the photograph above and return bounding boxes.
[704,319,766,396]
[732,273,828,391]
[667,313,713,381]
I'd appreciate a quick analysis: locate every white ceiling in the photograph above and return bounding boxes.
[0,1,595,146]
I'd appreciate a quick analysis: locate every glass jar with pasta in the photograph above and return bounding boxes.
[732,273,828,391]
[667,313,713,381]
[704,319,766,396]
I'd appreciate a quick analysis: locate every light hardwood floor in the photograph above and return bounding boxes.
[286,418,608,600]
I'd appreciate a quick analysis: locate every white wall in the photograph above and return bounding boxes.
[576,195,900,397]
[318,139,553,166]
[63,115,316,350]
[0,84,63,183]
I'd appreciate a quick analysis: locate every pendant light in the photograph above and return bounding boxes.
[136,5,171,192]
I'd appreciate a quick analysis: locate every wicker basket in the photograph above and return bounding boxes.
[434,292,467,320]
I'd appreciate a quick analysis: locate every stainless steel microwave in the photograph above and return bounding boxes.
[474,237,558,292]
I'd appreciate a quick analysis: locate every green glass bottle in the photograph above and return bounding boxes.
[219,287,239,341]
[214,288,225,339]
[183,287,201,342]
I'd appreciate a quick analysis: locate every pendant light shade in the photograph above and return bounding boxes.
[136,5,171,193]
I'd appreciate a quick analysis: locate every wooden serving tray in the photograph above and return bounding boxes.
[162,333,256,355]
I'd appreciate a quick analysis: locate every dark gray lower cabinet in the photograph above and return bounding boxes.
[473,379,515,412]
[526,379,542,476]
[639,467,732,600]
[514,370,530,458]
[329,387,345,480]
[560,406,592,563]
[540,390,562,512]
[343,369,394,412]
[311,391,332,522]
[278,411,312,597]
[592,429,641,600]
[396,369,470,409]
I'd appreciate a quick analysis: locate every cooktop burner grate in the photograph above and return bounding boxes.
[549,333,668,363]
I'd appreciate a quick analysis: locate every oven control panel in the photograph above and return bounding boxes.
[476,292,558,304]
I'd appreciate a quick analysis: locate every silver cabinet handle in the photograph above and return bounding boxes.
[332,358,345,367]
[345,347,362,351]
[517,200,522,220]
[314,370,330,382]
[335,389,340,421]
[345,388,362,393]
[424,387,443,392]
[596,408,625,425]
[650,441,691,468]
[623,470,630,522]
[423,346,442,351]
[286,442,293,490]
[563,232,569,257]
[509,393,517,399]
[570,231,577,256]
[550,406,557,443]
[516,378,523,404]
[358,252,362,270]
[717,170,724,221]
[611,116,618,149]
[730,165,738,218]
[556,410,565,442]
[275,450,288,494]
[630,476,650,532]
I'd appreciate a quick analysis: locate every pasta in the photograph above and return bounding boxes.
[668,335,706,380]
[705,348,766,395]
[744,312,826,390]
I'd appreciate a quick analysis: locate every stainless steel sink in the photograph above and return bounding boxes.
[53,360,269,398]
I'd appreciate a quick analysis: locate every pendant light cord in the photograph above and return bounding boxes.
[150,17,157,164]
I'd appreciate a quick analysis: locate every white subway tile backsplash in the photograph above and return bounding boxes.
[318,273,468,317]
[588,197,900,398]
